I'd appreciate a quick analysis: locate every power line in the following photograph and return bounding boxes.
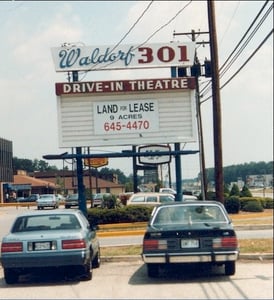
[109,1,154,53]
[81,1,192,74]
[221,29,273,90]
[219,0,270,73]
[200,29,273,104]
[133,0,192,49]
[200,1,273,99]
[219,2,273,78]
[80,1,154,75]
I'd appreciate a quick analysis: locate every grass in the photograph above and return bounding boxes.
[101,239,273,257]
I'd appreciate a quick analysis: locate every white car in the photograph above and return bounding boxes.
[36,194,59,210]
[159,188,177,195]
[127,192,175,206]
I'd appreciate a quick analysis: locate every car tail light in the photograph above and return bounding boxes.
[143,239,167,250]
[62,239,86,249]
[1,242,23,252]
[213,237,238,248]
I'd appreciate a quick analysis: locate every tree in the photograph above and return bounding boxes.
[13,157,58,173]
[229,184,240,196]
[240,185,252,197]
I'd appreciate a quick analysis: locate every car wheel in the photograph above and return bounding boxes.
[79,258,92,281]
[4,268,19,284]
[92,250,101,268]
[225,261,236,276]
[147,264,159,278]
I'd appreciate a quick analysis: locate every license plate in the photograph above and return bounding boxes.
[181,239,199,248]
[34,242,51,250]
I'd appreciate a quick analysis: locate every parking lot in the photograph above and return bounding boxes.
[0,259,273,299]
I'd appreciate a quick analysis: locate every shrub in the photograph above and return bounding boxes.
[230,184,240,196]
[242,200,264,212]
[225,196,240,214]
[240,185,252,197]
[264,198,274,209]
[87,205,153,225]
[239,197,254,210]
[102,193,117,209]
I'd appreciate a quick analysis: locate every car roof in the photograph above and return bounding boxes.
[155,200,224,207]
[130,192,175,197]
[14,209,81,218]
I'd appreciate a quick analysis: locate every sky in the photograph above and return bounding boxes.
[0,1,273,181]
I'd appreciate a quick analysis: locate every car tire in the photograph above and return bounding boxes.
[225,261,236,276]
[79,258,92,281]
[92,251,101,268]
[4,268,19,284]
[147,264,159,278]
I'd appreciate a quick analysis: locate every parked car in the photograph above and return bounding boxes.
[142,201,239,277]
[159,188,177,195]
[36,194,59,210]
[92,193,112,207]
[65,193,79,209]
[16,194,40,203]
[0,209,100,284]
[127,192,175,206]
[16,197,27,203]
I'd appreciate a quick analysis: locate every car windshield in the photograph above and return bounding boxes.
[151,204,228,227]
[11,214,81,232]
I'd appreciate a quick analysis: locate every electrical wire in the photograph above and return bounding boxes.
[133,0,192,50]
[219,0,270,73]
[80,0,192,76]
[109,1,154,53]
[200,0,271,95]
[200,1,273,100]
[200,29,273,104]
[220,29,273,90]
[219,2,273,78]
[80,1,154,75]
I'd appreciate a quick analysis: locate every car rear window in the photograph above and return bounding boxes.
[12,214,81,232]
[152,205,227,226]
[130,195,146,202]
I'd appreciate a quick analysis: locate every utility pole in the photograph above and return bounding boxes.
[207,0,224,203]
[173,30,209,200]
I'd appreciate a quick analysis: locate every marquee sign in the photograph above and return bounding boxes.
[51,42,196,72]
[56,78,197,148]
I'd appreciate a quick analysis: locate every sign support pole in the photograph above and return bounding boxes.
[73,71,87,216]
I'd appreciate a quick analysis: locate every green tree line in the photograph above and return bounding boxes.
[13,157,272,186]
[203,161,273,184]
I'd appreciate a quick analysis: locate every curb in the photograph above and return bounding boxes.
[97,224,273,238]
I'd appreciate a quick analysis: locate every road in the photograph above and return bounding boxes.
[0,206,273,248]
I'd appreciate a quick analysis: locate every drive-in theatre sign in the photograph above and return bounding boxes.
[52,42,197,148]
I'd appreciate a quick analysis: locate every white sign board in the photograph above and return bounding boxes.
[51,42,196,72]
[138,144,171,165]
[56,78,197,148]
[93,99,159,135]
